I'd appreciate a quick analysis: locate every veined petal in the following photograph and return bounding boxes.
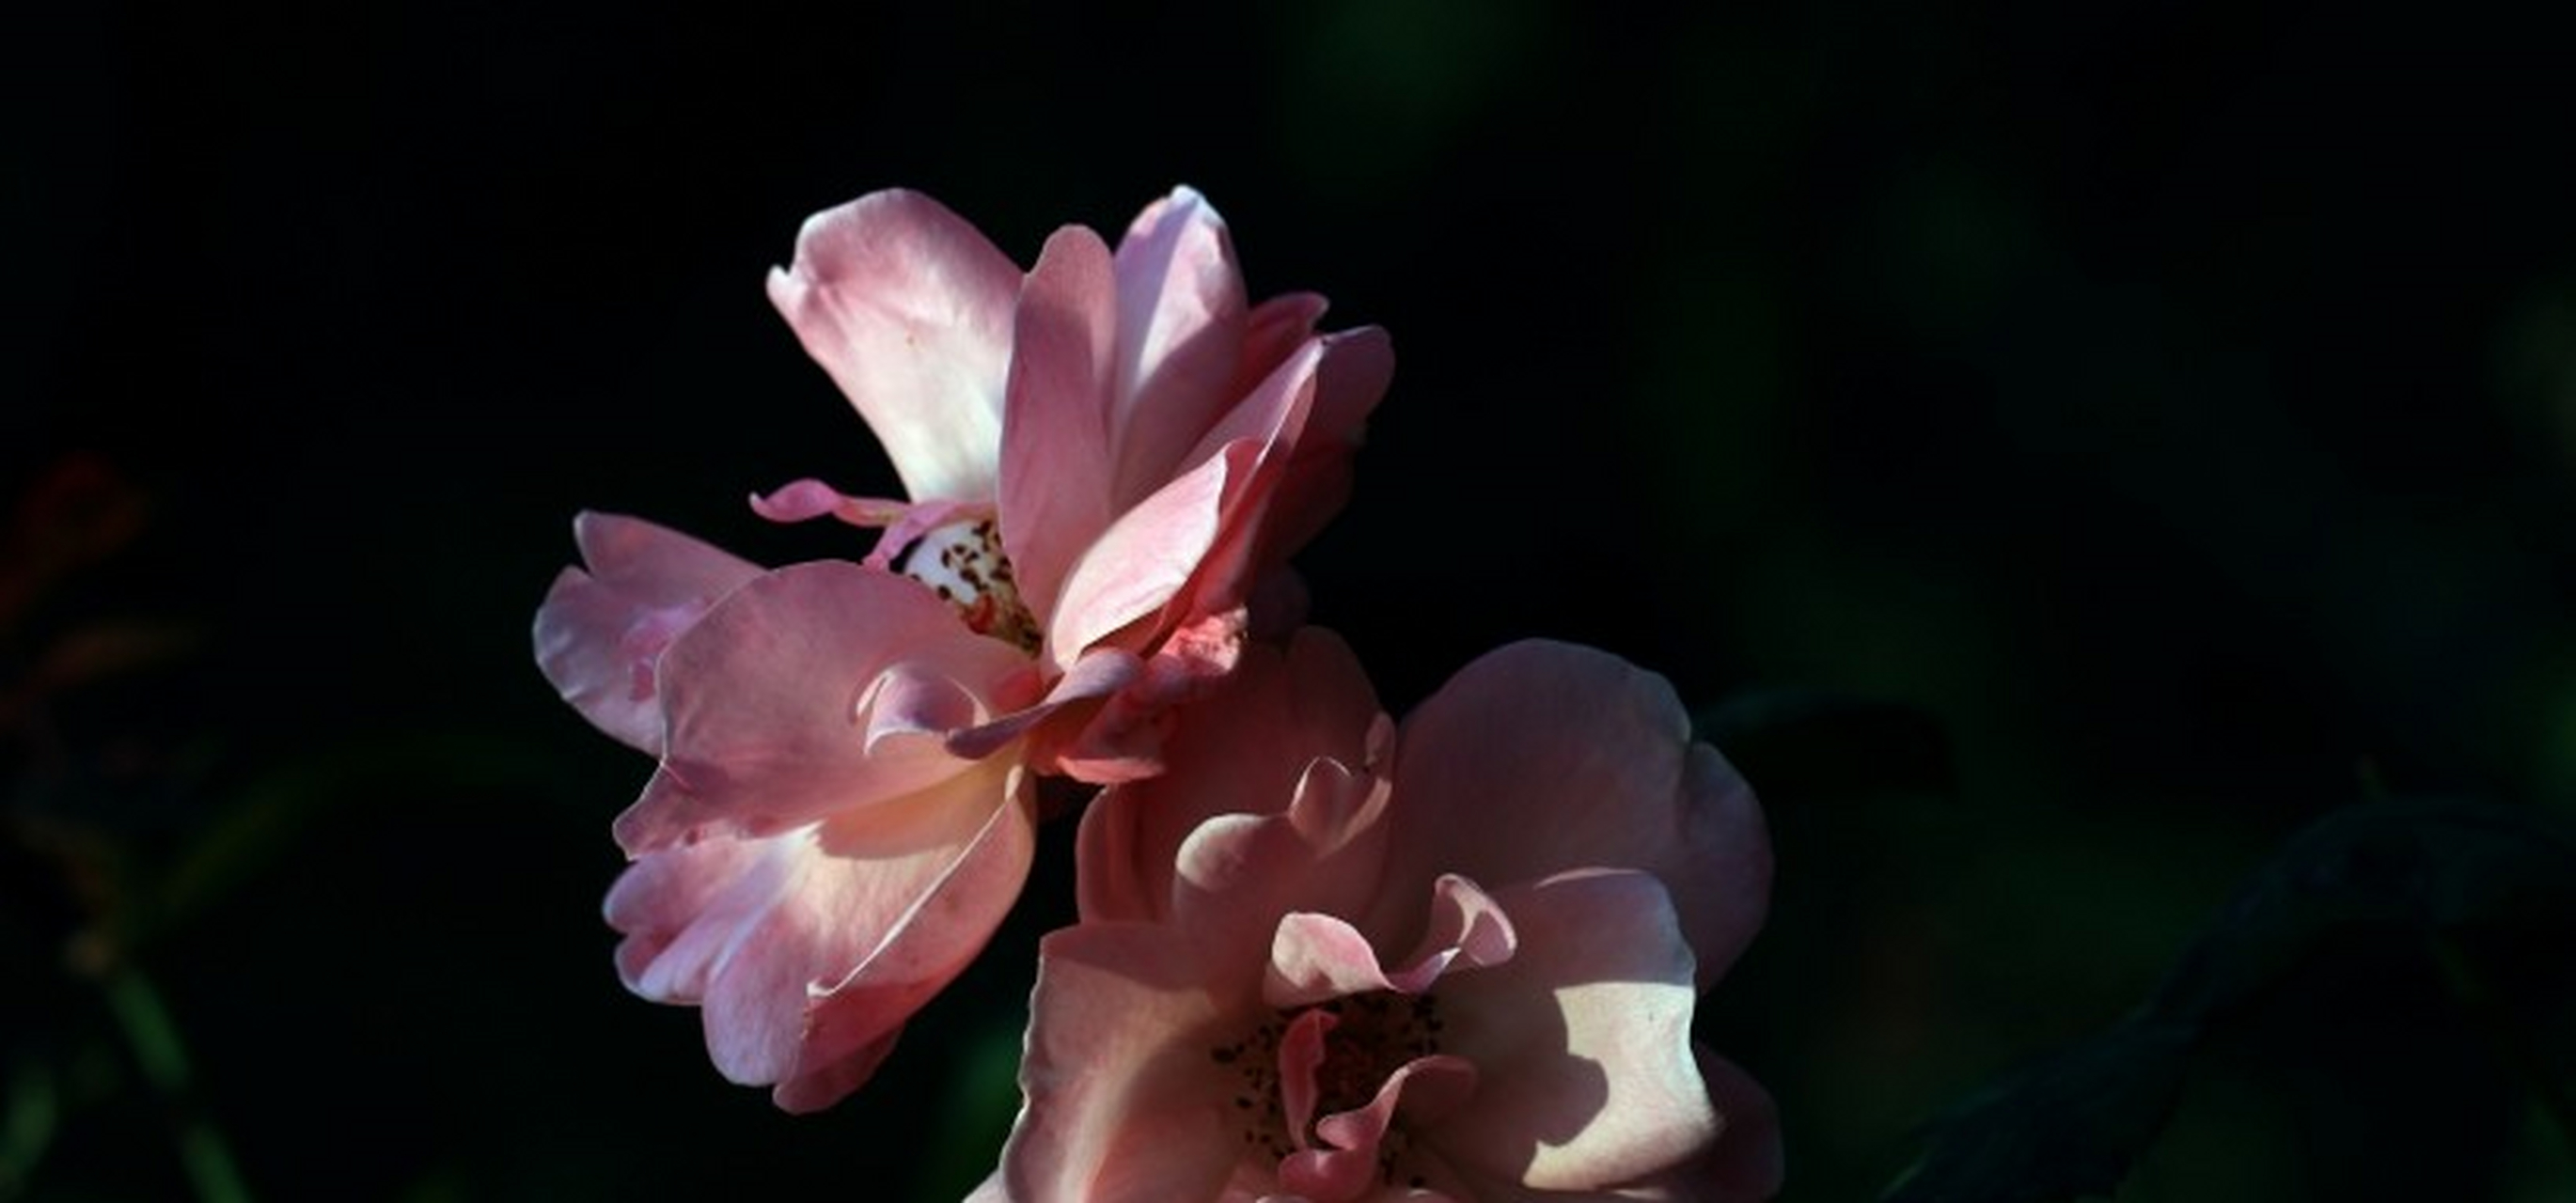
[612,561,1030,853]
[532,511,762,754]
[775,760,1036,1111]
[766,189,1018,503]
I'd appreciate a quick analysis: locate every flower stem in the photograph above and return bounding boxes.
[99,965,252,1203]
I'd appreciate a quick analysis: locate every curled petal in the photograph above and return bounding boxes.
[1169,759,1390,970]
[1384,875,1517,994]
[746,477,914,527]
[766,189,1018,503]
[1265,914,1393,1009]
[948,645,1142,765]
[1264,876,1515,1009]
[1282,1055,1479,1201]
[533,511,762,754]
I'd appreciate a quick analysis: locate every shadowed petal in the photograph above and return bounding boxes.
[1074,629,1381,924]
[1427,871,1715,1193]
[1688,1046,1784,1203]
[1386,641,1770,989]
[1280,1055,1478,1199]
[1255,326,1395,568]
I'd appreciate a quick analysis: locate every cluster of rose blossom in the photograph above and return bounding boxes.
[533,186,1782,1201]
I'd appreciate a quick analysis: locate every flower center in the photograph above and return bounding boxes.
[1209,991,1447,1179]
[894,517,1040,653]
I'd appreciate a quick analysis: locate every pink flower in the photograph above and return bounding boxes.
[984,632,1783,1201]
[531,187,1391,1111]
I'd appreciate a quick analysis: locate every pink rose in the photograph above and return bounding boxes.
[532,187,1390,1110]
[986,631,1783,1201]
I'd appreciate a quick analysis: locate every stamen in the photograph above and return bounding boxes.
[893,517,1040,653]
[1207,990,1450,1188]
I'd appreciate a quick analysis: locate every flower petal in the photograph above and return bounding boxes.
[1253,326,1395,568]
[1691,1047,1785,1203]
[604,832,772,1003]
[610,758,1034,1111]
[1107,186,1249,508]
[1425,870,1716,1192]
[1045,607,1246,783]
[766,189,1019,502]
[773,761,1037,1111]
[1264,874,1516,1009]
[999,225,1120,626]
[999,922,1248,1203]
[1283,1055,1478,1200]
[1265,913,1395,1009]
[1043,438,1241,670]
[1235,291,1330,397]
[612,560,1030,852]
[532,511,762,754]
[1074,628,1383,923]
[1384,641,1770,989]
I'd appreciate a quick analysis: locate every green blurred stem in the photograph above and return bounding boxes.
[0,1062,60,1196]
[100,965,253,1203]
[2426,932,2576,1170]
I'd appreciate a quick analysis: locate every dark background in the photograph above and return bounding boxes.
[8,1,2576,1199]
